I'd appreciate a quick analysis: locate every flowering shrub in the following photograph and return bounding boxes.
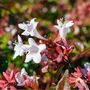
[0,1,90,90]
[0,18,90,90]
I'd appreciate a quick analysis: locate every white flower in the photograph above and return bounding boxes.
[54,19,74,39]
[15,68,27,86]
[13,35,24,59]
[18,18,46,40]
[22,38,46,63]
[15,68,31,86]
[20,68,28,76]
[15,68,39,86]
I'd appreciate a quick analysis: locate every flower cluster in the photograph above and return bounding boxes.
[69,64,90,90]
[0,68,39,90]
[0,18,76,89]
[0,17,89,89]
[13,18,74,64]
[13,18,46,63]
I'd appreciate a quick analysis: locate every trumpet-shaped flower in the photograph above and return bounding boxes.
[54,19,74,39]
[22,38,46,63]
[15,68,39,87]
[13,35,24,59]
[15,68,32,87]
[18,18,46,40]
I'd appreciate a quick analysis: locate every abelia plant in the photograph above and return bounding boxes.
[0,18,90,90]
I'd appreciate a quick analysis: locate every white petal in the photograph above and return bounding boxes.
[13,45,21,58]
[25,53,33,63]
[22,31,30,36]
[30,18,38,28]
[66,21,74,28]
[54,19,63,31]
[29,30,35,36]
[34,22,38,29]
[18,35,22,43]
[18,23,28,30]
[38,44,46,52]
[15,72,24,86]
[33,53,41,63]
[13,47,24,59]
[59,30,66,39]
[21,68,27,75]
[59,27,71,39]
[34,29,47,40]
[13,51,19,59]
[57,19,62,27]
[27,18,38,32]
[30,18,36,25]
[30,19,44,39]
[22,44,31,51]
[18,49,24,56]
[63,27,70,34]
[28,38,37,45]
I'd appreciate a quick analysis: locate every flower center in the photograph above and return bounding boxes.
[27,23,34,32]
[30,45,39,54]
